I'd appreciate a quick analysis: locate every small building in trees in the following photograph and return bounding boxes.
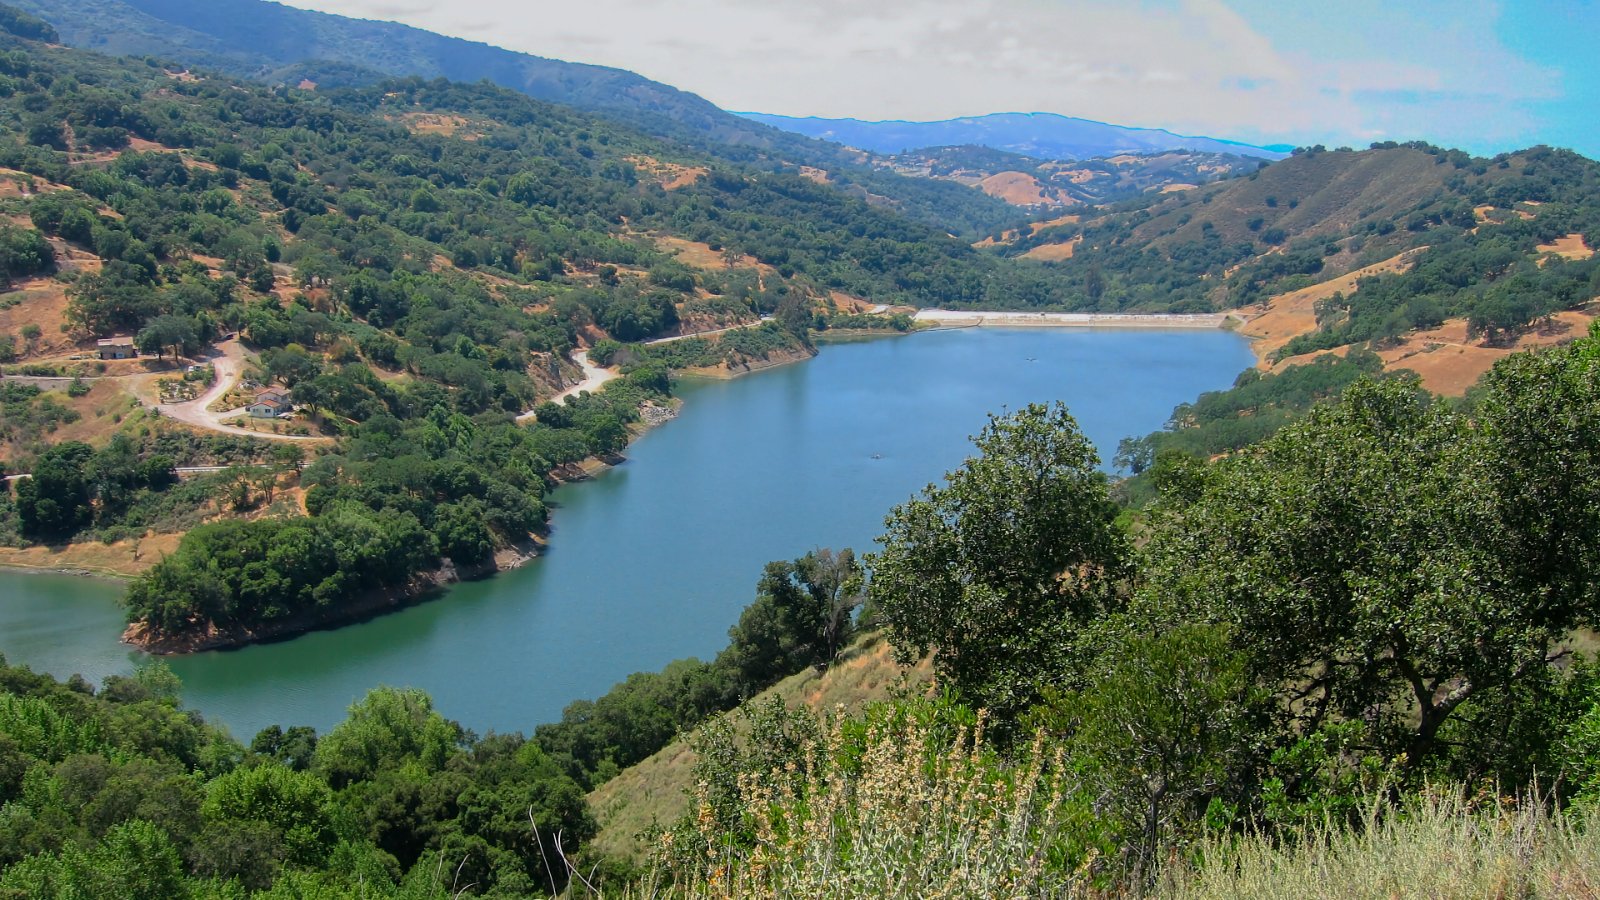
[97,336,136,360]
[248,389,292,418]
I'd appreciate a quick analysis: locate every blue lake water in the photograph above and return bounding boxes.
[0,327,1254,738]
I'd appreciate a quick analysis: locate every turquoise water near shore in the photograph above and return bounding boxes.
[0,328,1254,738]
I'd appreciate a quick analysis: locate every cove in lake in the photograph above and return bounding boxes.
[0,327,1254,738]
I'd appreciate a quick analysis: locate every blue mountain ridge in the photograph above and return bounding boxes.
[736,111,1287,161]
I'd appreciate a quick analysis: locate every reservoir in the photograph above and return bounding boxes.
[0,327,1254,738]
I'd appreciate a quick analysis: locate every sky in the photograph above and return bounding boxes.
[278,0,1597,157]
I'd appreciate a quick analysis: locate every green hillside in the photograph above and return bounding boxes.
[1004,143,1600,332]
[0,27,1083,647]
[2,6,1600,899]
[12,0,1031,239]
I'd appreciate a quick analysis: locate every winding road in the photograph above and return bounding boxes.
[8,317,776,438]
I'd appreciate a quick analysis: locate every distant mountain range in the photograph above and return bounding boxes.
[23,0,1288,170]
[880,145,1267,209]
[738,112,1290,162]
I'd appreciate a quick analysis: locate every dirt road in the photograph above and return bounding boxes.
[158,339,325,443]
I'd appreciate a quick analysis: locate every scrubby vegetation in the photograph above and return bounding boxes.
[590,321,811,373]
[1112,349,1388,501]
[536,549,864,792]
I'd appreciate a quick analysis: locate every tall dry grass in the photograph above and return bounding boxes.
[630,709,1095,899]
[608,704,1600,900]
[1167,791,1600,900]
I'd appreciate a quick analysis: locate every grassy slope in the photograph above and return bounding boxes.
[1129,147,1452,249]
[1233,244,1598,397]
[1167,793,1600,900]
[586,631,932,863]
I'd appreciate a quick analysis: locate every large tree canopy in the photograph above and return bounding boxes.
[1139,328,1600,766]
[867,402,1127,717]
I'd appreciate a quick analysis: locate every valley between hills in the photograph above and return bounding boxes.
[0,0,1599,897]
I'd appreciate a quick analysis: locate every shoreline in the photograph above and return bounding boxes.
[912,310,1232,329]
[123,540,543,655]
[0,559,131,581]
[77,319,1221,654]
[121,401,687,654]
[676,343,818,380]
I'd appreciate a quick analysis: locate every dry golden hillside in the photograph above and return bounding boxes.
[1233,249,1425,363]
[1236,248,1600,396]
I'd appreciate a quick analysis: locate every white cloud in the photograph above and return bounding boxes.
[274,0,1559,149]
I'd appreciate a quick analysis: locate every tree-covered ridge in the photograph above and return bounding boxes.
[9,0,1031,238]
[0,25,1083,636]
[0,27,1078,335]
[0,2,50,43]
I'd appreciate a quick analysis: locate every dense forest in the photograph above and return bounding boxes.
[0,654,596,898]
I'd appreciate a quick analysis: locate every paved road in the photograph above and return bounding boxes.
[515,349,618,422]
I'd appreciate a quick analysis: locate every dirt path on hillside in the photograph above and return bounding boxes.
[518,318,772,423]
[156,339,326,443]
[516,349,618,422]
